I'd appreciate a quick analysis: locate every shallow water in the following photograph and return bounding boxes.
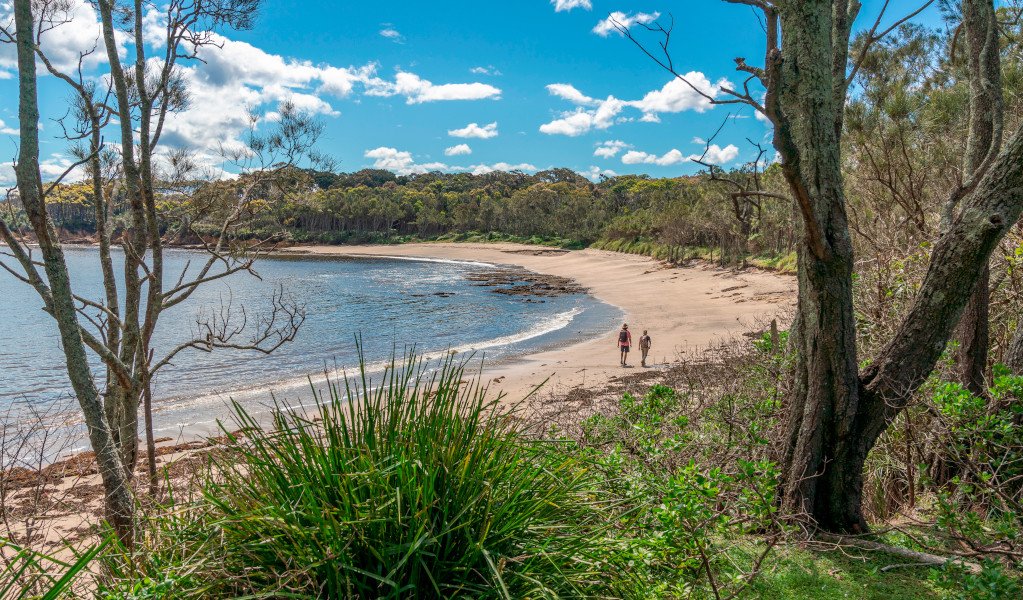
[0,247,620,446]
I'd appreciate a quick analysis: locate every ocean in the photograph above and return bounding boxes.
[0,246,620,446]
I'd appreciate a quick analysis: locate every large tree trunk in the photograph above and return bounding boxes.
[771,0,866,532]
[9,0,134,543]
[950,0,1003,396]
[774,0,1020,533]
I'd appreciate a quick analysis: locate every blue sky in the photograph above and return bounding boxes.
[0,1,946,185]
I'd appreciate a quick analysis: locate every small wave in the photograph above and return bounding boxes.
[447,306,584,354]
[359,254,497,268]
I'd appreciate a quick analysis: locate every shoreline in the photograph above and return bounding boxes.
[2,242,796,550]
[277,243,797,405]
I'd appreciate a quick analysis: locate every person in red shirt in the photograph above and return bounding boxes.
[618,324,632,366]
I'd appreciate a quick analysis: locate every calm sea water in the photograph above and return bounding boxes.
[0,247,620,444]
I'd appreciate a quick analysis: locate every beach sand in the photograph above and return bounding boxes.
[282,243,797,404]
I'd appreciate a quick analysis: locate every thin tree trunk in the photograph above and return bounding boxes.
[144,382,158,496]
[9,0,133,544]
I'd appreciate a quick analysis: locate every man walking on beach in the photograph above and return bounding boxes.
[640,330,651,367]
[618,324,632,366]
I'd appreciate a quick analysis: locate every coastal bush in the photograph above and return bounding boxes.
[540,339,790,599]
[98,353,633,599]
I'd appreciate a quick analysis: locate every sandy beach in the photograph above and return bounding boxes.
[282,243,797,404]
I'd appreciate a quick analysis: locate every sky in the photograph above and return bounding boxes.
[0,0,947,186]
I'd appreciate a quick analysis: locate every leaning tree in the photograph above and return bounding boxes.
[619,0,1021,532]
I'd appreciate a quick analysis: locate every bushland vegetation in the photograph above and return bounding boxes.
[7,0,1023,598]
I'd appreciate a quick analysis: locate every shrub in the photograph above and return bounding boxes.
[99,353,632,599]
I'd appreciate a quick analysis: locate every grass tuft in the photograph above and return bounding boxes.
[99,351,632,599]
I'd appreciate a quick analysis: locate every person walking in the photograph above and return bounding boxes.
[618,324,632,366]
[639,329,652,367]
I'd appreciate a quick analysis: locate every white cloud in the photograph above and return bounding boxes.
[152,33,502,157]
[546,83,599,106]
[0,153,88,186]
[621,144,738,167]
[539,96,627,136]
[448,122,499,139]
[0,118,18,136]
[593,11,660,37]
[579,165,617,181]
[594,140,628,158]
[363,147,454,175]
[470,65,502,76]
[380,28,405,43]
[540,73,726,136]
[630,73,723,118]
[368,72,501,104]
[0,0,131,74]
[361,147,533,177]
[699,144,741,164]
[552,0,592,13]
[444,143,472,156]
[471,162,537,175]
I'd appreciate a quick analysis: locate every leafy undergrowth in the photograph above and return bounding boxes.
[15,336,1023,598]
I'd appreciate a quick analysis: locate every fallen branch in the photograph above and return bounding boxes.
[819,534,981,573]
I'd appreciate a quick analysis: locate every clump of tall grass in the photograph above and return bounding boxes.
[100,352,631,599]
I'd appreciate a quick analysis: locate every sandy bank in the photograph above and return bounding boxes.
[282,243,797,403]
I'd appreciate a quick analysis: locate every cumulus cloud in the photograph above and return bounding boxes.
[153,33,502,156]
[0,1,132,75]
[594,140,628,158]
[444,143,472,156]
[364,147,453,175]
[621,144,739,167]
[471,162,537,175]
[552,0,592,12]
[362,147,534,177]
[630,74,724,118]
[592,11,660,37]
[546,83,599,106]
[540,73,726,136]
[539,96,627,136]
[0,118,18,136]
[0,153,87,186]
[579,165,617,181]
[448,122,499,139]
[367,72,501,104]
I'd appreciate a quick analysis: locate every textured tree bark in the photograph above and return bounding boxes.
[774,0,1021,532]
[10,0,134,543]
[1006,325,1023,375]
[97,0,147,475]
[950,0,1002,397]
[769,0,867,532]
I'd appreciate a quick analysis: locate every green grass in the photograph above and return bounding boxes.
[746,544,953,600]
